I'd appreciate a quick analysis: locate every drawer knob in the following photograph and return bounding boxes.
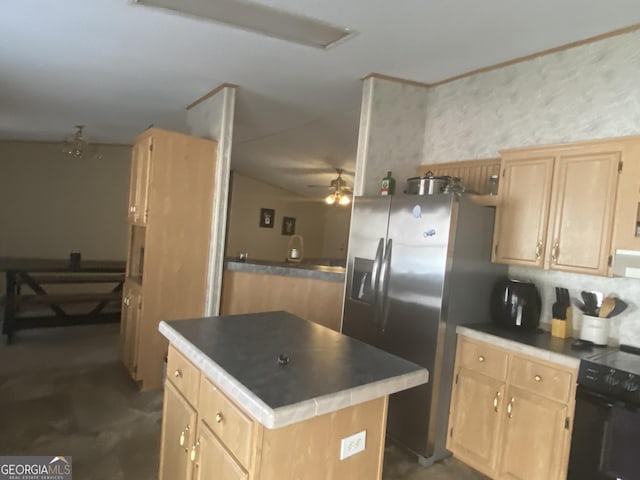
[478,355,485,363]
[215,412,224,423]
[174,369,182,378]
[534,374,542,382]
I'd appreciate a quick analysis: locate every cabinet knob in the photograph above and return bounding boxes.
[507,397,515,418]
[478,355,485,363]
[179,424,190,447]
[493,391,502,412]
[129,205,137,213]
[534,374,542,382]
[190,441,200,462]
[174,369,182,378]
[215,412,224,423]
[551,242,560,263]
[535,241,543,260]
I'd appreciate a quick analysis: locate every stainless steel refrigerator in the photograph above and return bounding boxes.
[341,193,506,464]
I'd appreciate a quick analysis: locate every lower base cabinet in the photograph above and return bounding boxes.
[159,345,388,480]
[448,336,576,480]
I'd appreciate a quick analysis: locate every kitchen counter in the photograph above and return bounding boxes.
[225,258,345,282]
[457,323,615,368]
[159,311,428,429]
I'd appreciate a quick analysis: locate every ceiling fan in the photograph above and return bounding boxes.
[307,168,353,206]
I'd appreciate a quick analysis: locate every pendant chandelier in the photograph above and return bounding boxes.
[324,190,351,206]
[61,125,101,159]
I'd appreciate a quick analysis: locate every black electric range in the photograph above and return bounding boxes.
[569,344,640,479]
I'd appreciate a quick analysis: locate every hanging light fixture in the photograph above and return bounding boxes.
[61,125,101,159]
[322,168,352,206]
[324,190,351,206]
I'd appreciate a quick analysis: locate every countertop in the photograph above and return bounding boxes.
[225,259,345,282]
[457,323,616,369]
[159,311,428,429]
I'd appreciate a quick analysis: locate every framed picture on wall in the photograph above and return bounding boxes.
[259,208,275,228]
[282,216,296,235]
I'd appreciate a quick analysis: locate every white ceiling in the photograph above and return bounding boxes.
[3,0,640,197]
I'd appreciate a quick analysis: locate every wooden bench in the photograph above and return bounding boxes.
[2,259,125,344]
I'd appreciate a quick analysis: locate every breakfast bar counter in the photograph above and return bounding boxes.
[158,311,428,480]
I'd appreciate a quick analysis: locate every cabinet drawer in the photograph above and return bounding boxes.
[199,376,254,467]
[458,338,509,380]
[167,346,200,407]
[508,355,574,403]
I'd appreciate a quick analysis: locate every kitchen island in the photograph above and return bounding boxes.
[158,311,428,480]
[221,259,346,330]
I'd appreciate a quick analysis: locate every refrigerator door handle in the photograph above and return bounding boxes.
[378,238,392,331]
[370,237,384,303]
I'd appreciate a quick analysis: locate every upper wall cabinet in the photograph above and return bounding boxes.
[127,135,152,226]
[493,137,640,276]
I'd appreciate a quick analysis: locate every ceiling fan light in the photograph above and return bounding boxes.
[61,125,102,160]
[325,194,336,205]
[339,195,351,206]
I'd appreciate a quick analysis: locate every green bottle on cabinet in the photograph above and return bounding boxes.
[381,171,396,196]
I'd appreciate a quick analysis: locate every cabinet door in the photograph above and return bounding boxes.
[493,156,555,267]
[194,421,248,480]
[547,151,620,275]
[497,386,569,480]
[128,135,152,225]
[120,281,142,379]
[448,368,505,477]
[159,381,197,480]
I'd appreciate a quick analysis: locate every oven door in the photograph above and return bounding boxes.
[568,386,614,480]
[569,386,640,480]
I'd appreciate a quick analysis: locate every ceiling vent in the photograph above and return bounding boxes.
[131,0,355,49]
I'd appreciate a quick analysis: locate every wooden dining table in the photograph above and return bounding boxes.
[2,257,126,344]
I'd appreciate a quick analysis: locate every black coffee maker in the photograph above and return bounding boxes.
[490,278,541,331]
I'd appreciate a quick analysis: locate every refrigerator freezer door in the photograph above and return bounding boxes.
[342,197,391,347]
[382,194,456,457]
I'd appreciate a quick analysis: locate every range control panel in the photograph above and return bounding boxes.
[579,361,640,405]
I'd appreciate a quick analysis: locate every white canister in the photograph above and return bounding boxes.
[579,314,610,346]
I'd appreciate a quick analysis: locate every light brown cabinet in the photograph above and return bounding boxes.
[448,336,576,480]
[120,128,218,390]
[159,380,197,480]
[220,270,344,331]
[159,345,388,480]
[120,279,142,379]
[493,141,623,276]
[127,135,152,226]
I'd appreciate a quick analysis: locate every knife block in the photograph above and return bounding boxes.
[551,307,573,338]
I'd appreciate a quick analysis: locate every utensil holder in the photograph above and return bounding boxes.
[579,314,610,346]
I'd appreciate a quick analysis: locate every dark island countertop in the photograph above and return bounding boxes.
[457,323,616,368]
[159,311,428,429]
[224,259,345,282]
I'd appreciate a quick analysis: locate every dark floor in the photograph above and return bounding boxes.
[0,324,487,479]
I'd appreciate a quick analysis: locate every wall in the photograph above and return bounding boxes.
[355,77,429,196]
[225,172,349,263]
[186,85,236,316]
[419,29,640,345]
[0,141,130,260]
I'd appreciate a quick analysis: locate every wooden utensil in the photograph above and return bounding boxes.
[599,296,615,318]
